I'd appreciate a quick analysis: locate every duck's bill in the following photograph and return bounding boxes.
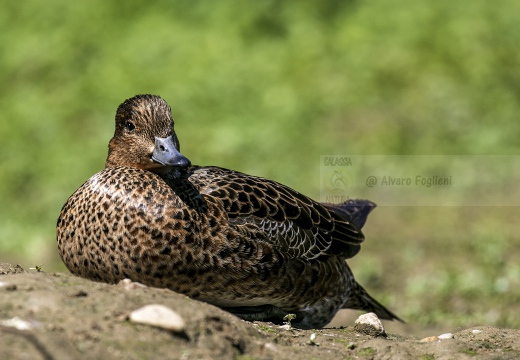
[151,136,191,169]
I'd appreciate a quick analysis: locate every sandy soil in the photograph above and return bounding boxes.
[1,263,518,360]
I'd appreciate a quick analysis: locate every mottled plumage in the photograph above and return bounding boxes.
[57,94,401,329]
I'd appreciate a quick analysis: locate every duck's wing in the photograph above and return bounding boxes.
[189,166,366,260]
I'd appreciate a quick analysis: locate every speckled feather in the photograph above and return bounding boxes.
[56,94,401,329]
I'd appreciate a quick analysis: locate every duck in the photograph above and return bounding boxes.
[56,94,401,329]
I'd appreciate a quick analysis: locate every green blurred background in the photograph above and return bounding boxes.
[1,0,519,332]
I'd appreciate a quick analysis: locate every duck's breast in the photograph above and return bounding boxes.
[56,166,205,287]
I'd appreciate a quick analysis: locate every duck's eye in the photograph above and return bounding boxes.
[125,121,136,131]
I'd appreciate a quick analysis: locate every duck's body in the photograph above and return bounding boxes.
[57,94,400,329]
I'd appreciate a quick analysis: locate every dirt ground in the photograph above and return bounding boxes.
[1,263,518,360]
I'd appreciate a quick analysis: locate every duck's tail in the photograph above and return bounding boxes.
[325,199,402,321]
[343,280,403,322]
[323,199,377,230]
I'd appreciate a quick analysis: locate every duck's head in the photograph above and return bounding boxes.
[105,94,191,173]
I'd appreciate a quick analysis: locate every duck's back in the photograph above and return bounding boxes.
[183,166,367,260]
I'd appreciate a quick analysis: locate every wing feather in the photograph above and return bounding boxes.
[190,166,366,260]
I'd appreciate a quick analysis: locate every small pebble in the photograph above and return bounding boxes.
[472,329,482,334]
[0,317,35,331]
[263,343,277,352]
[309,332,320,346]
[119,278,148,291]
[420,336,438,342]
[354,312,386,337]
[420,333,455,342]
[129,304,185,332]
[278,324,292,331]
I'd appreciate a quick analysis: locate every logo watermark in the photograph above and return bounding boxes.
[365,175,452,187]
[320,155,520,206]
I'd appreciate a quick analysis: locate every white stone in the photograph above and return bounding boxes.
[354,312,386,336]
[438,333,454,340]
[0,317,35,330]
[278,324,292,331]
[309,332,320,345]
[129,304,185,332]
[119,278,148,291]
[264,343,277,352]
[472,329,482,334]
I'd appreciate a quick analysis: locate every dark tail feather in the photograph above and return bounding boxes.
[323,199,377,229]
[328,200,401,321]
[343,281,404,322]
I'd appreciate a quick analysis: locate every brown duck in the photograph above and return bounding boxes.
[57,94,401,329]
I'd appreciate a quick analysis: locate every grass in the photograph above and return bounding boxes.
[461,348,478,356]
[1,0,519,333]
[256,325,276,334]
[420,355,435,360]
[358,347,376,356]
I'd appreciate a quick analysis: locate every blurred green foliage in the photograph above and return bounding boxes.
[1,0,519,330]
